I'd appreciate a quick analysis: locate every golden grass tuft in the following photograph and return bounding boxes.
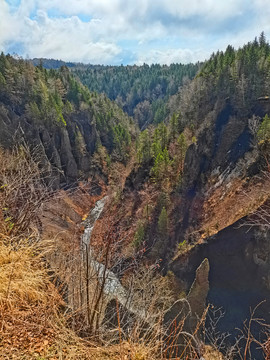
[0,236,49,308]
[0,236,64,358]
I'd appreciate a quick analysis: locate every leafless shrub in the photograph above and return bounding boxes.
[233,301,270,360]
[248,115,261,148]
[49,199,215,359]
[244,170,270,230]
[0,144,54,238]
[203,302,270,360]
[205,307,230,353]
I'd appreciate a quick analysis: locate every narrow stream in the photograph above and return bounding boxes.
[81,196,144,316]
[82,197,107,249]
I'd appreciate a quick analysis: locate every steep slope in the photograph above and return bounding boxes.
[169,34,270,242]
[163,36,270,358]
[0,53,136,187]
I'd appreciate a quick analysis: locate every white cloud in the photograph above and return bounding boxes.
[24,12,121,63]
[0,4,121,63]
[0,0,269,64]
[163,0,245,20]
[0,1,21,47]
[37,0,122,17]
[136,48,211,65]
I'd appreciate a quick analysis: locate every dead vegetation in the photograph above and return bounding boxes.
[1,145,270,359]
[0,235,49,308]
[0,146,197,359]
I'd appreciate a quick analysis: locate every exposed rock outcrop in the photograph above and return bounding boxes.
[178,99,268,235]
[187,258,209,329]
[0,107,104,187]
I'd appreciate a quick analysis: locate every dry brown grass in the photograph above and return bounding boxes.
[0,233,160,359]
[203,345,224,359]
[0,237,59,358]
[0,147,168,359]
[0,228,211,359]
[3,145,265,359]
[0,236,49,308]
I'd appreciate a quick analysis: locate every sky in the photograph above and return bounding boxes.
[0,0,270,65]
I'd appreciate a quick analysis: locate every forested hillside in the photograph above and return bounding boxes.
[169,32,270,127]
[73,63,200,128]
[132,34,270,232]
[0,53,136,186]
[127,34,270,203]
[30,57,77,69]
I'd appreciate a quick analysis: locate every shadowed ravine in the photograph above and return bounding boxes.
[171,221,270,359]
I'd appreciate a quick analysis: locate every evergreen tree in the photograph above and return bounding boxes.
[177,132,187,174]
[158,206,168,240]
[137,129,151,164]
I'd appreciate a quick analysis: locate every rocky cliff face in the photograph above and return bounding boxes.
[187,258,209,327]
[0,105,104,187]
[174,98,270,238]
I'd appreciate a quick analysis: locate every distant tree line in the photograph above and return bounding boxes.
[169,32,270,128]
[73,62,200,128]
